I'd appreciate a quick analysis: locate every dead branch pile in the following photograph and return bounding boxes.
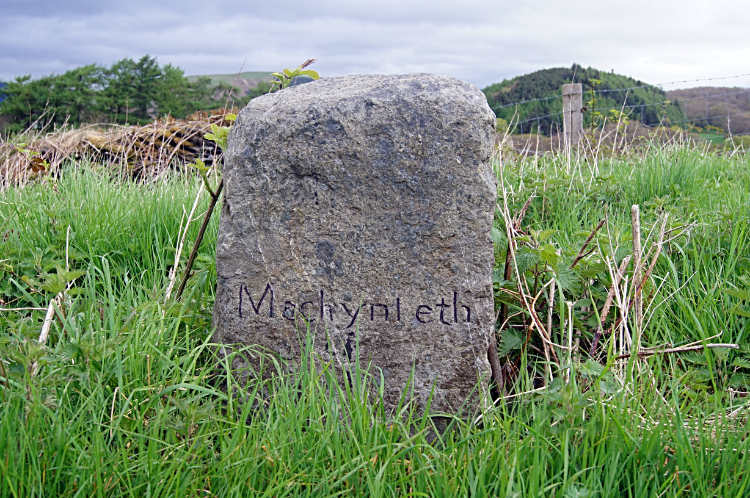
[0,109,235,186]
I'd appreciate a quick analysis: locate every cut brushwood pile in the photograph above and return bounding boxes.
[0,109,235,186]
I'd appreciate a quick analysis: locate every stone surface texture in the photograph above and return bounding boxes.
[213,73,497,414]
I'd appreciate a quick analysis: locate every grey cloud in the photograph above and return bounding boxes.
[1,0,749,90]
[1,0,112,17]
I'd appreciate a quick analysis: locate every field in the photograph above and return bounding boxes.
[1,143,750,496]
[186,71,274,85]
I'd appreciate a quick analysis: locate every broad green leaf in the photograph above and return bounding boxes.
[730,372,750,388]
[540,244,559,267]
[576,298,594,308]
[538,228,556,242]
[498,330,523,357]
[579,359,606,380]
[491,226,506,247]
[41,275,66,295]
[188,159,209,172]
[492,269,511,286]
[554,265,578,291]
[514,235,532,244]
[298,70,320,80]
[578,261,607,278]
[515,248,540,275]
[723,287,750,301]
[64,269,87,282]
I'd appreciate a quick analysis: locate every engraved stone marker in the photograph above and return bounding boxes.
[212,73,497,414]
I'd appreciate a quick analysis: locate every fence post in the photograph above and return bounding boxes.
[562,83,583,147]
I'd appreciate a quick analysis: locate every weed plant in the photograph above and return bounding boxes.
[492,145,750,401]
[0,146,749,496]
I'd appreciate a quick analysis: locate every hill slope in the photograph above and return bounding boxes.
[186,71,273,97]
[483,64,684,135]
[666,87,750,135]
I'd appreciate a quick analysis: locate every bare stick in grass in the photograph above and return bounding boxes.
[32,278,79,375]
[37,298,58,348]
[634,213,669,302]
[546,278,556,344]
[603,213,670,351]
[631,205,643,351]
[487,327,504,399]
[589,255,632,357]
[546,278,556,377]
[615,343,738,360]
[566,301,574,383]
[34,236,79,369]
[175,179,224,301]
[165,183,205,301]
[0,307,48,312]
[570,218,606,269]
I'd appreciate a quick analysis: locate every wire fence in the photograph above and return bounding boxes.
[493,72,750,142]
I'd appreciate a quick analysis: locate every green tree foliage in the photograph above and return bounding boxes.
[97,56,218,125]
[483,64,686,136]
[98,56,161,124]
[0,56,264,134]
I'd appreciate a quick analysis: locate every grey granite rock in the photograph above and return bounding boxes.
[212,73,497,415]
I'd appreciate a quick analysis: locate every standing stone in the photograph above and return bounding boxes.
[212,73,497,415]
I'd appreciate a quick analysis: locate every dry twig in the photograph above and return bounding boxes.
[615,343,738,360]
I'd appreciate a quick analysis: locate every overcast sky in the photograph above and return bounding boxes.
[2,0,749,91]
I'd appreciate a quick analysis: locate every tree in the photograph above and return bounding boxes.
[0,75,55,133]
[0,56,272,134]
[100,55,163,124]
[157,64,192,118]
[49,64,104,126]
[131,55,162,122]
[186,76,216,113]
[99,57,137,124]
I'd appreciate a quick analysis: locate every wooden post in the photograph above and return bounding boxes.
[562,83,583,147]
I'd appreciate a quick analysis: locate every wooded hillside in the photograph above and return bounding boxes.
[667,87,750,135]
[483,64,685,135]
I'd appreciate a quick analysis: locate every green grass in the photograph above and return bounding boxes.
[696,133,726,144]
[186,71,274,86]
[1,147,749,497]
